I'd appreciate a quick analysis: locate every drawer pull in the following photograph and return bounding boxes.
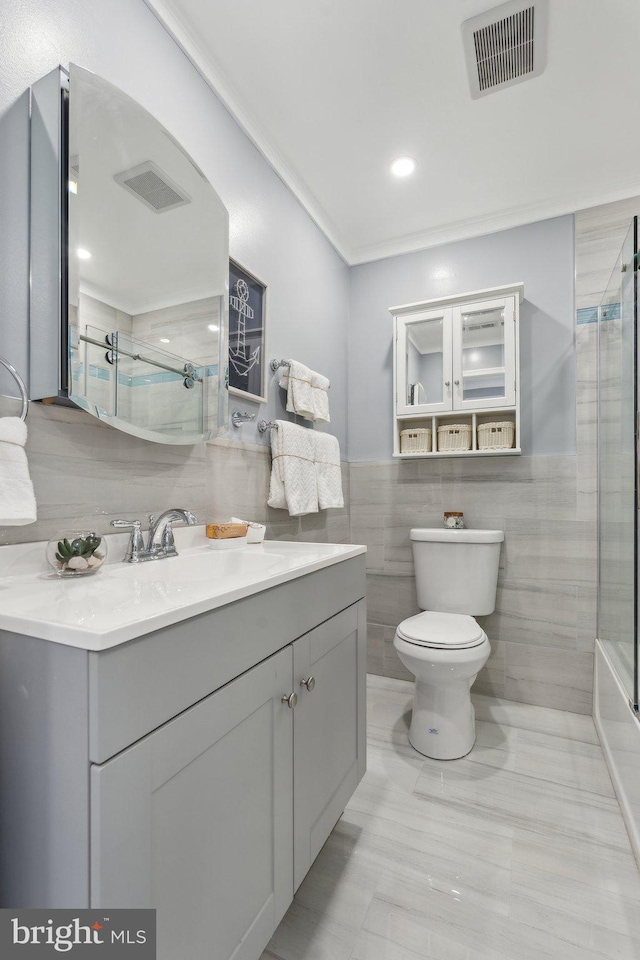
[300,676,316,692]
[281,692,298,709]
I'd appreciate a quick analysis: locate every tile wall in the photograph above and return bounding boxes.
[0,401,350,549]
[356,195,640,715]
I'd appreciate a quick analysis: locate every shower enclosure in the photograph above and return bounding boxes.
[597,217,638,712]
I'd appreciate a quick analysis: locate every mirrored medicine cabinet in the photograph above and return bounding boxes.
[30,64,229,444]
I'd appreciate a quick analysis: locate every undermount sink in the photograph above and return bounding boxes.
[107,546,283,583]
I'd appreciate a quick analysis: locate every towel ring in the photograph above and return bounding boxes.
[0,355,29,421]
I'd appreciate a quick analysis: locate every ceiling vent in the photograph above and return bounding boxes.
[113,161,191,214]
[462,0,548,99]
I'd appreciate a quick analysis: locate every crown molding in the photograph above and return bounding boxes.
[143,0,352,263]
[349,177,640,265]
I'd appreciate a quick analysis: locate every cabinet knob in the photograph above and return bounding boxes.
[301,676,316,691]
[444,380,451,387]
[454,379,460,386]
[281,692,298,709]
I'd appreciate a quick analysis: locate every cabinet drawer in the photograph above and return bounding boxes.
[88,556,366,763]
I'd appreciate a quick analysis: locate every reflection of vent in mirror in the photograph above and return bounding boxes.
[462,0,548,99]
[464,321,505,330]
[114,161,191,214]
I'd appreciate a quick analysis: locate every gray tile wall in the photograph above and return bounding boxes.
[0,402,350,549]
[356,194,640,715]
[350,456,595,714]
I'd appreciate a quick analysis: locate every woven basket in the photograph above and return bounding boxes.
[400,428,432,454]
[477,421,515,450]
[437,424,472,452]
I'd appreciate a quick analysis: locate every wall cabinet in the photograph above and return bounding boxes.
[0,557,367,960]
[391,283,523,457]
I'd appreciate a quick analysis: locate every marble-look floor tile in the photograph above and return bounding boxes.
[512,825,640,899]
[511,860,640,959]
[262,678,640,960]
[413,755,628,849]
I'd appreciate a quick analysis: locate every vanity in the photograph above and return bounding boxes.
[0,534,367,960]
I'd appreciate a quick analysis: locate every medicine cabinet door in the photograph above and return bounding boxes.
[395,307,453,415]
[451,296,516,410]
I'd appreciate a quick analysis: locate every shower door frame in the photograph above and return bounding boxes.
[597,215,639,714]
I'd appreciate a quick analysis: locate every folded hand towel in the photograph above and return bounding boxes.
[278,360,315,420]
[310,372,330,423]
[0,417,37,525]
[267,421,318,516]
[314,431,344,509]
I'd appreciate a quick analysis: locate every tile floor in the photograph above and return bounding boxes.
[262,675,640,960]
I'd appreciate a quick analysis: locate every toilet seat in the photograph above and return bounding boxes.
[396,611,485,650]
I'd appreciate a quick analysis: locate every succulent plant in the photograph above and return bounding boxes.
[55,533,101,565]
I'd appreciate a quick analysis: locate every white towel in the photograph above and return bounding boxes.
[267,421,318,516]
[278,360,315,420]
[314,432,344,509]
[310,372,330,423]
[0,417,37,525]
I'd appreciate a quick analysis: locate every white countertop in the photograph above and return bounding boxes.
[0,528,366,651]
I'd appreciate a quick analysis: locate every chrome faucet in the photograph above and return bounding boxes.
[111,508,198,563]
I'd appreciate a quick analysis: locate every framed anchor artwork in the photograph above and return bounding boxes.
[228,259,267,403]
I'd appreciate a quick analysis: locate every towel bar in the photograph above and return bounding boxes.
[258,420,279,433]
[270,359,290,373]
[0,355,29,421]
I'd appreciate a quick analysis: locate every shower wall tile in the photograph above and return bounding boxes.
[575,196,640,309]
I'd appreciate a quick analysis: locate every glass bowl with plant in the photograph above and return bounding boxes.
[46,532,107,577]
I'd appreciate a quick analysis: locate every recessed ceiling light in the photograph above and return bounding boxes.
[207,324,219,332]
[390,156,416,178]
[160,338,170,344]
[77,247,92,259]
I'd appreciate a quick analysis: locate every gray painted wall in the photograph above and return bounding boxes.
[0,0,349,452]
[348,216,576,461]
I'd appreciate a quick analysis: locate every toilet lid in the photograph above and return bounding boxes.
[396,612,485,649]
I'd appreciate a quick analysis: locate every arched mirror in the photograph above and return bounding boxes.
[31,64,228,444]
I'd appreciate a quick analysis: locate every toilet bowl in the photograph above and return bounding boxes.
[394,527,503,761]
[393,611,491,759]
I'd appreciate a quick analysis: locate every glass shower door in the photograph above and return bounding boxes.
[598,217,638,710]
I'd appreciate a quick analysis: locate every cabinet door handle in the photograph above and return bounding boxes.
[300,676,316,691]
[444,380,451,387]
[454,379,460,386]
[281,692,298,709]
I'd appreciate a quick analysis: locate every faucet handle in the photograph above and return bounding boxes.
[111,519,142,530]
[148,513,156,527]
[110,519,144,562]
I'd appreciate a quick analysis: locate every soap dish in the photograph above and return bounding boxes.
[207,536,248,550]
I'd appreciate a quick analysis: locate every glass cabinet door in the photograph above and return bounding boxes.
[395,308,453,415]
[452,296,516,410]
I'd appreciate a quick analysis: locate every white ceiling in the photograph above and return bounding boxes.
[145,0,640,265]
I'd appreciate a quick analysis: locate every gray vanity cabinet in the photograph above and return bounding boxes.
[91,646,294,960]
[0,554,367,960]
[89,598,367,960]
[293,602,367,889]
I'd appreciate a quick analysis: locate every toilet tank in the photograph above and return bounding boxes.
[410,528,504,616]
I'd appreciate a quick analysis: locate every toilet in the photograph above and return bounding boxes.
[393,527,504,760]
